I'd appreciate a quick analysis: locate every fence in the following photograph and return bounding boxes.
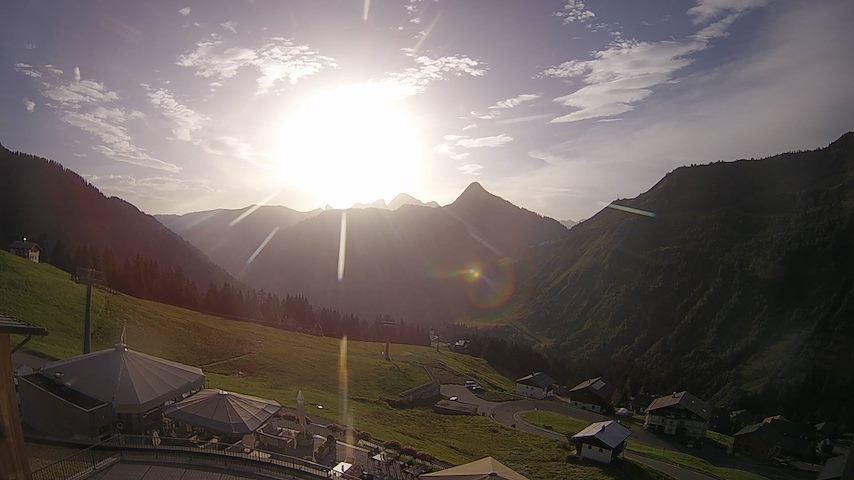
[31,434,365,480]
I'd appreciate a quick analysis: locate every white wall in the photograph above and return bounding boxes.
[580,443,614,463]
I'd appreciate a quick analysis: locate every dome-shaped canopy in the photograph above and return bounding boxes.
[39,344,205,414]
[164,389,281,435]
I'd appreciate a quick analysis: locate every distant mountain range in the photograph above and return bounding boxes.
[497,132,854,425]
[350,193,440,210]
[160,182,567,323]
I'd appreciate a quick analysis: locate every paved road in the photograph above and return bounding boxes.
[442,387,815,480]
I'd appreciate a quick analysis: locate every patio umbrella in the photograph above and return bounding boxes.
[420,457,529,480]
[164,389,281,435]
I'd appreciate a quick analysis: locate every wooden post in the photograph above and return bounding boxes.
[0,334,32,480]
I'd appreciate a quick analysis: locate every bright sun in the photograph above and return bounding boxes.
[275,83,423,208]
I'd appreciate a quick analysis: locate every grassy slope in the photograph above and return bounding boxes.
[521,411,766,480]
[0,251,663,480]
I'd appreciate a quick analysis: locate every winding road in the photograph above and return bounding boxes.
[441,385,811,480]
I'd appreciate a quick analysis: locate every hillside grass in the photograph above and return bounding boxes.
[520,411,766,480]
[0,251,664,480]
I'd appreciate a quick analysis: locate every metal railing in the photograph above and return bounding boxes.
[31,440,119,480]
[31,434,367,480]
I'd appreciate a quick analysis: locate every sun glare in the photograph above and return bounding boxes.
[275,83,423,208]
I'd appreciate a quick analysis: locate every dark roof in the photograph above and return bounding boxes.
[646,391,711,420]
[22,373,106,411]
[0,314,48,336]
[39,344,204,414]
[516,372,556,389]
[9,240,40,251]
[164,389,281,435]
[569,377,616,398]
[572,420,631,449]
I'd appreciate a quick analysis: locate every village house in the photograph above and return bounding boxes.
[733,415,816,460]
[571,420,631,464]
[644,391,711,440]
[567,377,615,413]
[515,372,556,399]
[8,239,40,263]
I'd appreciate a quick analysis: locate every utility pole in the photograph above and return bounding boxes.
[379,317,398,361]
[74,267,103,354]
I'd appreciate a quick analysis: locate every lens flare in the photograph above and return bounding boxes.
[338,336,354,457]
[452,260,517,309]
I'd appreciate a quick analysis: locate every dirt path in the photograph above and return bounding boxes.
[199,352,256,368]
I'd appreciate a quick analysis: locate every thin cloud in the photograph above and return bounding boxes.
[13,64,177,172]
[220,20,237,33]
[141,84,208,141]
[179,7,191,16]
[459,163,484,175]
[554,0,595,25]
[384,49,486,97]
[544,2,768,123]
[435,133,514,164]
[24,98,35,112]
[489,93,541,110]
[177,35,337,94]
[43,64,63,76]
[13,63,41,78]
[688,0,770,24]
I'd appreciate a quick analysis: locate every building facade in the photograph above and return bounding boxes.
[644,391,710,440]
[515,372,556,399]
[8,240,40,263]
[567,377,615,413]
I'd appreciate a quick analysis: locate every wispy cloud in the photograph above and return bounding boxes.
[140,83,269,167]
[177,35,337,94]
[554,0,596,25]
[178,7,191,16]
[544,1,768,123]
[435,133,514,169]
[220,20,237,33]
[385,49,486,97]
[688,0,770,24]
[470,93,541,120]
[141,84,208,141]
[13,64,177,172]
[13,63,41,78]
[43,64,63,76]
[23,98,35,112]
[459,163,484,175]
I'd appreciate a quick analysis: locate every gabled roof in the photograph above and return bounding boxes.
[420,456,529,480]
[164,389,281,435]
[733,423,763,436]
[646,391,711,420]
[39,344,204,414]
[572,420,631,449]
[515,372,556,389]
[569,377,616,399]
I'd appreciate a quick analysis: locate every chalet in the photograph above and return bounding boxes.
[567,377,615,413]
[644,391,710,440]
[730,409,757,433]
[515,372,556,399]
[733,416,816,460]
[8,239,40,263]
[571,420,631,464]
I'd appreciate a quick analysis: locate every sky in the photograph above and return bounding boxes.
[2,0,853,221]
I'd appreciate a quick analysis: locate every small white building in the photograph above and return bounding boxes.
[8,239,40,263]
[515,372,556,399]
[571,420,631,464]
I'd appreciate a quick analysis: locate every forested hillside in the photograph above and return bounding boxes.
[509,133,854,425]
